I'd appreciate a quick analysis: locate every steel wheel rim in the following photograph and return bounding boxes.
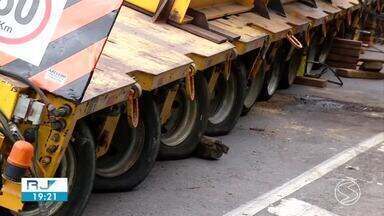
[96,117,144,178]
[244,66,264,108]
[22,145,76,216]
[161,86,198,147]
[209,73,236,124]
[267,61,280,95]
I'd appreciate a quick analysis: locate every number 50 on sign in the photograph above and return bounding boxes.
[0,0,66,66]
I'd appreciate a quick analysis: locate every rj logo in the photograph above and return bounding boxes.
[27,180,56,190]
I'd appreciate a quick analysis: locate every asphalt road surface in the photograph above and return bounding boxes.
[85,71,384,216]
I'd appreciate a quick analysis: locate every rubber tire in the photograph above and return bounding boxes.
[93,92,160,192]
[205,62,247,136]
[158,72,209,160]
[55,122,96,216]
[241,61,266,116]
[306,29,322,73]
[3,123,95,216]
[259,48,284,101]
[280,46,302,89]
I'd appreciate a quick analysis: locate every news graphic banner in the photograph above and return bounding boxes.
[0,0,66,66]
[21,178,68,202]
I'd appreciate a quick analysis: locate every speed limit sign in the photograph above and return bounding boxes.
[0,0,66,66]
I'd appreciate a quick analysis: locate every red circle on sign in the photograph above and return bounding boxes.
[0,0,52,45]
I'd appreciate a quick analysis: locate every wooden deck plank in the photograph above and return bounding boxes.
[315,0,342,15]
[96,6,237,90]
[284,2,328,26]
[332,0,354,10]
[82,57,136,102]
[209,10,293,55]
[209,13,268,54]
[269,11,310,34]
[240,13,292,35]
[195,2,253,20]
[114,7,234,71]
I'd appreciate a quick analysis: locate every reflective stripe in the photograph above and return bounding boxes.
[30,39,106,92]
[65,0,81,8]
[0,0,123,102]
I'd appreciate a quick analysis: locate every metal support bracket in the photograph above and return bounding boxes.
[208,67,221,98]
[248,38,271,79]
[160,84,179,125]
[253,0,271,19]
[178,8,241,43]
[305,23,314,47]
[152,0,175,22]
[321,17,328,40]
[96,113,121,158]
[268,0,287,17]
[299,0,318,8]
[347,9,352,26]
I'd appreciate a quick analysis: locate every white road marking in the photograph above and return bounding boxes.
[268,198,340,216]
[224,132,384,216]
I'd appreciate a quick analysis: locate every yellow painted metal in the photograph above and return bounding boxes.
[190,0,254,8]
[0,78,20,119]
[208,66,221,96]
[0,132,4,150]
[126,0,161,13]
[125,0,191,23]
[96,114,121,158]
[125,0,255,23]
[160,84,180,124]
[297,54,307,77]
[0,180,23,212]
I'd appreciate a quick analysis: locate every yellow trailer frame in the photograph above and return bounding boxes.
[0,55,139,212]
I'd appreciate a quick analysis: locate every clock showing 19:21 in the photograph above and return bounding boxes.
[23,192,67,202]
[21,178,68,202]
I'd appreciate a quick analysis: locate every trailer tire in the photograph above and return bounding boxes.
[259,48,284,101]
[241,60,265,116]
[93,92,160,192]
[306,29,321,73]
[21,122,95,216]
[159,72,209,160]
[280,48,302,89]
[205,62,247,136]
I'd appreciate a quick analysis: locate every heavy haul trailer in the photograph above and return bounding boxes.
[280,0,339,75]
[0,0,155,215]
[279,0,365,76]
[125,0,315,114]
[101,5,238,161]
